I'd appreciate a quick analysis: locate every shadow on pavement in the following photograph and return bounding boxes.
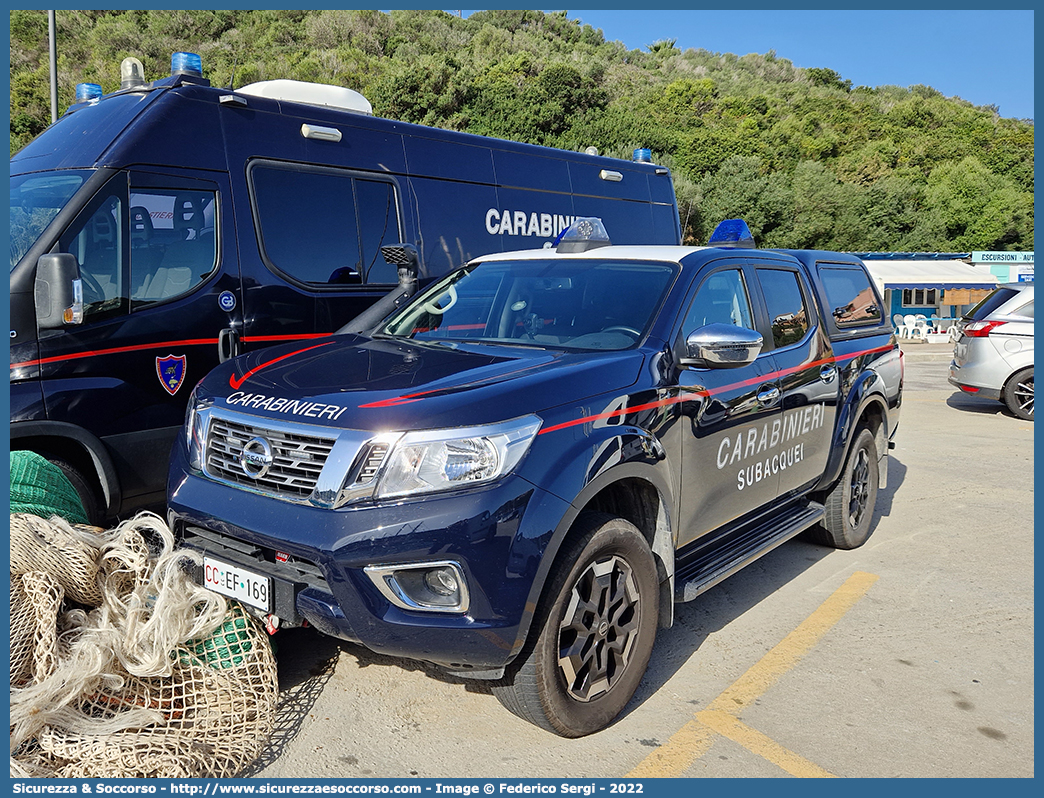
[241,627,341,775]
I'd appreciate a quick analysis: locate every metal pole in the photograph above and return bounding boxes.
[48,10,59,123]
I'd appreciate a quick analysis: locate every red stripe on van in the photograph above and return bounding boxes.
[10,338,219,370]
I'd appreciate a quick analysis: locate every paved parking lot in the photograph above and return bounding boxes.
[251,356,1033,779]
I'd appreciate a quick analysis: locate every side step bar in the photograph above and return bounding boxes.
[674,501,825,603]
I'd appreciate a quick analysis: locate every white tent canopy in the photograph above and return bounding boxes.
[862,259,998,296]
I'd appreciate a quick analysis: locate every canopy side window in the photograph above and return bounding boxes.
[819,266,882,328]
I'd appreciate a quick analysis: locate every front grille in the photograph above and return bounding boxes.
[205,416,336,500]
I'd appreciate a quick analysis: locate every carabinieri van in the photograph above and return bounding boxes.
[10,51,681,522]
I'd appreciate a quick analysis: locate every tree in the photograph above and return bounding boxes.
[696,156,792,246]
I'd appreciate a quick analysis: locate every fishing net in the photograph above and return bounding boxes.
[9,451,90,525]
[9,512,278,779]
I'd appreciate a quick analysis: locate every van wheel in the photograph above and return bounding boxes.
[1003,368,1033,420]
[809,427,878,550]
[45,456,103,527]
[492,513,658,737]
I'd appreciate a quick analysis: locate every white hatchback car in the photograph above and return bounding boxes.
[949,283,1034,420]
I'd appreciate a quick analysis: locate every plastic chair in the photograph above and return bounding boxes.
[892,313,907,337]
[903,314,926,340]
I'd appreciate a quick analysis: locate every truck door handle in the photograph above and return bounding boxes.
[218,328,240,363]
[756,385,780,405]
[820,365,837,382]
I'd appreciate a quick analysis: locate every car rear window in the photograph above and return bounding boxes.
[965,288,1021,320]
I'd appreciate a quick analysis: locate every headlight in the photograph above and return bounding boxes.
[184,387,208,471]
[375,415,541,499]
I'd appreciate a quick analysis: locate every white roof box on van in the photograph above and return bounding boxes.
[237,80,373,116]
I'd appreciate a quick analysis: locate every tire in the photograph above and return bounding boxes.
[808,427,879,550]
[1003,368,1033,421]
[45,455,103,527]
[492,513,659,737]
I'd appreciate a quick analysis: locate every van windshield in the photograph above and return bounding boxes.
[380,258,677,351]
[10,170,92,270]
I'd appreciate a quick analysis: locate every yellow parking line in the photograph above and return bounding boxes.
[696,710,836,778]
[627,571,879,778]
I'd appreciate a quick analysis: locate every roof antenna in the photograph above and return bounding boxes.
[225,57,238,90]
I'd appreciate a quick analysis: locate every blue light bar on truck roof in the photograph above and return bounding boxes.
[708,219,756,248]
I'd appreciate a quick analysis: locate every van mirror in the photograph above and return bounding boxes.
[680,323,762,368]
[35,253,84,329]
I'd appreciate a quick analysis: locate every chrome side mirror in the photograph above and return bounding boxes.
[680,323,763,368]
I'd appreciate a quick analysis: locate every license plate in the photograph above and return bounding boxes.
[203,556,271,612]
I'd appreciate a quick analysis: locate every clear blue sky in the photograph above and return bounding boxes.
[456,8,1035,121]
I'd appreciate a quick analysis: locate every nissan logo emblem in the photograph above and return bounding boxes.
[240,436,274,478]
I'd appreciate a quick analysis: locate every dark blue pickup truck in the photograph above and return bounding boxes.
[167,218,903,737]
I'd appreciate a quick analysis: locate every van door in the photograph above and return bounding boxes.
[33,169,240,510]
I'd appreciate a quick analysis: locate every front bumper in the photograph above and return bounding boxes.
[167,444,570,673]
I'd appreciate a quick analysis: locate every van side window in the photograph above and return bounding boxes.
[58,190,126,320]
[682,269,755,337]
[129,189,217,308]
[249,163,402,287]
[356,179,402,284]
[819,266,882,327]
[57,186,218,320]
[757,268,811,348]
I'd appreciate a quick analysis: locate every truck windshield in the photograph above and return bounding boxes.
[381,258,677,351]
[10,170,92,270]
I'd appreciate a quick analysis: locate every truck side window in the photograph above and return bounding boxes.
[818,266,882,327]
[757,268,810,348]
[129,189,217,308]
[682,269,754,336]
[249,162,402,287]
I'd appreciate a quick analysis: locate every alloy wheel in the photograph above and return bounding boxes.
[848,447,871,529]
[557,555,641,702]
[1013,376,1034,417]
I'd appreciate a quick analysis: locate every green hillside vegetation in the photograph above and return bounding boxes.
[10,9,1034,251]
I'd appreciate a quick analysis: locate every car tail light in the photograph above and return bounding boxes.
[962,320,1007,338]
